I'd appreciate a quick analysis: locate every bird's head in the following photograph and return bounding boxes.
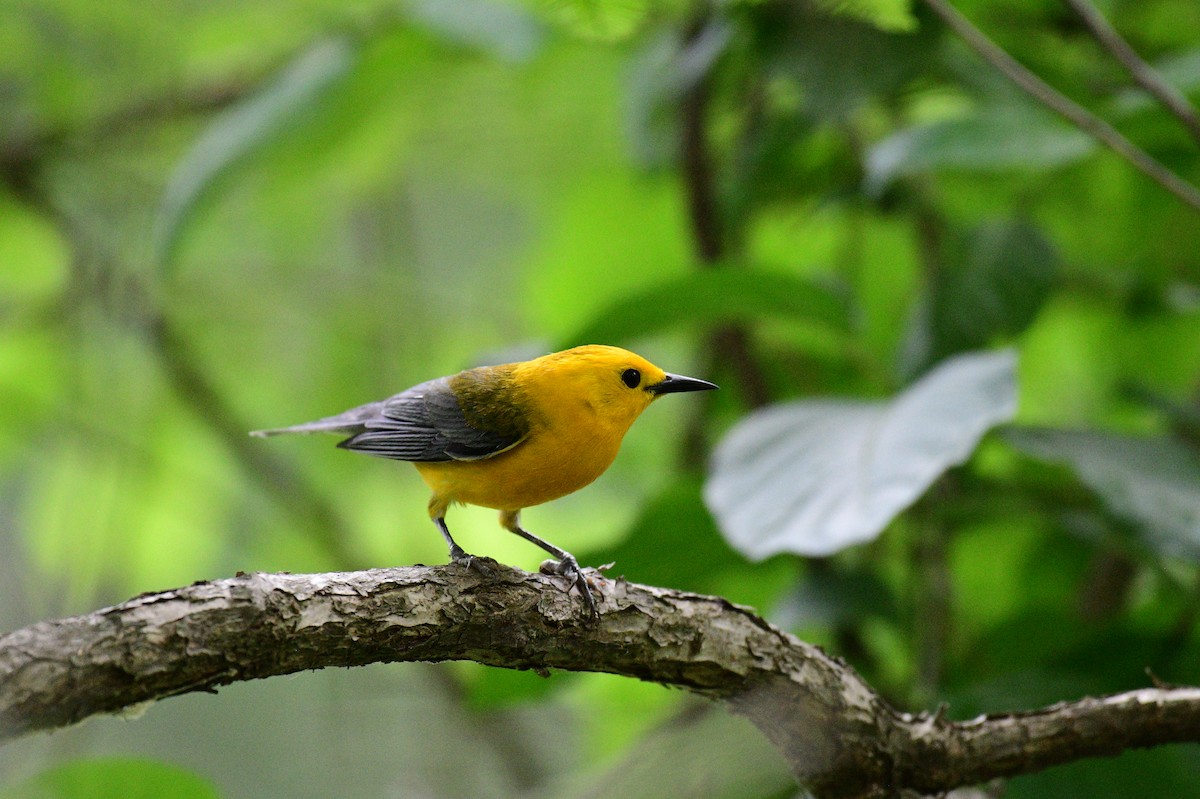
[517,345,717,433]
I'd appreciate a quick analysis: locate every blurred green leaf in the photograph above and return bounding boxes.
[1111,48,1200,116]
[533,705,793,799]
[954,611,1173,707]
[775,564,898,628]
[407,0,544,62]
[811,0,917,32]
[0,192,69,307]
[757,3,935,120]
[1005,427,1200,561]
[0,327,68,459]
[583,477,743,595]
[950,666,1094,720]
[524,0,653,41]
[706,349,1017,558]
[904,219,1059,374]
[1053,626,1197,689]
[2,758,219,799]
[1007,745,1200,799]
[561,268,848,348]
[865,109,1095,195]
[949,519,1088,648]
[626,21,731,168]
[463,661,560,711]
[938,220,1059,346]
[153,36,357,270]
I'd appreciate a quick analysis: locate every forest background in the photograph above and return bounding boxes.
[2,0,1199,796]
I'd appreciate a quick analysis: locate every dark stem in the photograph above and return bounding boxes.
[677,12,771,468]
[679,20,724,265]
[918,0,1200,213]
[912,517,951,705]
[1063,0,1200,146]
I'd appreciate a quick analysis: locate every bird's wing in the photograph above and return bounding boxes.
[335,375,528,462]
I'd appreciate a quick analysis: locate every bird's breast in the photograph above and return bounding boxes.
[414,415,625,511]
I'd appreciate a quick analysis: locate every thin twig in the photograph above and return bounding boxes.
[679,18,724,265]
[1063,0,1200,146]
[912,510,951,705]
[919,0,1200,213]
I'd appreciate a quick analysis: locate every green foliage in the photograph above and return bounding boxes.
[2,0,1200,796]
[866,109,1096,194]
[810,0,918,33]
[2,759,219,799]
[1007,427,1200,560]
[905,218,1060,371]
[1007,746,1200,799]
[521,0,655,42]
[562,267,849,348]
[153,37,359,269]
[0,192,69,305]
[753,1,936,121]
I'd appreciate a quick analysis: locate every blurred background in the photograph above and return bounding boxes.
[2,0,1199,796]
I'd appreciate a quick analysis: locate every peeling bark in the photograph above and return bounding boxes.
[1,564,1198,798]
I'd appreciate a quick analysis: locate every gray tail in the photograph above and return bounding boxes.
[249,400,386,438]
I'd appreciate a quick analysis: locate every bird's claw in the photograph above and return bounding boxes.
[539,555,599,620]
[449,545,493,577]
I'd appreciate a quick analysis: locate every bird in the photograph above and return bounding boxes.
[251,345,717,616]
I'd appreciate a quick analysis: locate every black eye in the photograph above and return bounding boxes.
[621,368,641,388]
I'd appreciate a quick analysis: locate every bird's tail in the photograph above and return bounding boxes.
[249,400,386,438]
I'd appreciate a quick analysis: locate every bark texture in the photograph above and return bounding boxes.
[1,564,1198,798]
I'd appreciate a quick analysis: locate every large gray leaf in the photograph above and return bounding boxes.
[1005,427,1200,561]
[705,349,1017,559]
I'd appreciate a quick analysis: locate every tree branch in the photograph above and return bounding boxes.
[902,688,1200,790]
[2,565,1198,797]
[918,0,1200,214]
[1063,0,1200,146]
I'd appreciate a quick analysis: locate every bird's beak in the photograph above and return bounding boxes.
[648,373,719,395]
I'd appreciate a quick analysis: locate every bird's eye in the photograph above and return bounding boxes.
[621,368,641,388]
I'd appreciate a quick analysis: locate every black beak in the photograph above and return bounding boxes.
[648,373,719,395]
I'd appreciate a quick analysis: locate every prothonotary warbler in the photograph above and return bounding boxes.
[251,344,717,615]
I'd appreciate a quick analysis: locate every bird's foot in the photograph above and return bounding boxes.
[539,554,600,620]
[449,545,493,577]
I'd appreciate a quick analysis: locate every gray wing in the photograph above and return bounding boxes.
[252,377,524,463]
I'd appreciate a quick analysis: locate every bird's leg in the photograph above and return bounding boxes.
[500,510,598,618]
[434,517,492,576]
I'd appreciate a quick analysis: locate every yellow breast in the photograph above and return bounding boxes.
[414,412,623,511]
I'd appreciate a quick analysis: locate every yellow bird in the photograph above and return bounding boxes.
[252,345,717,614]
